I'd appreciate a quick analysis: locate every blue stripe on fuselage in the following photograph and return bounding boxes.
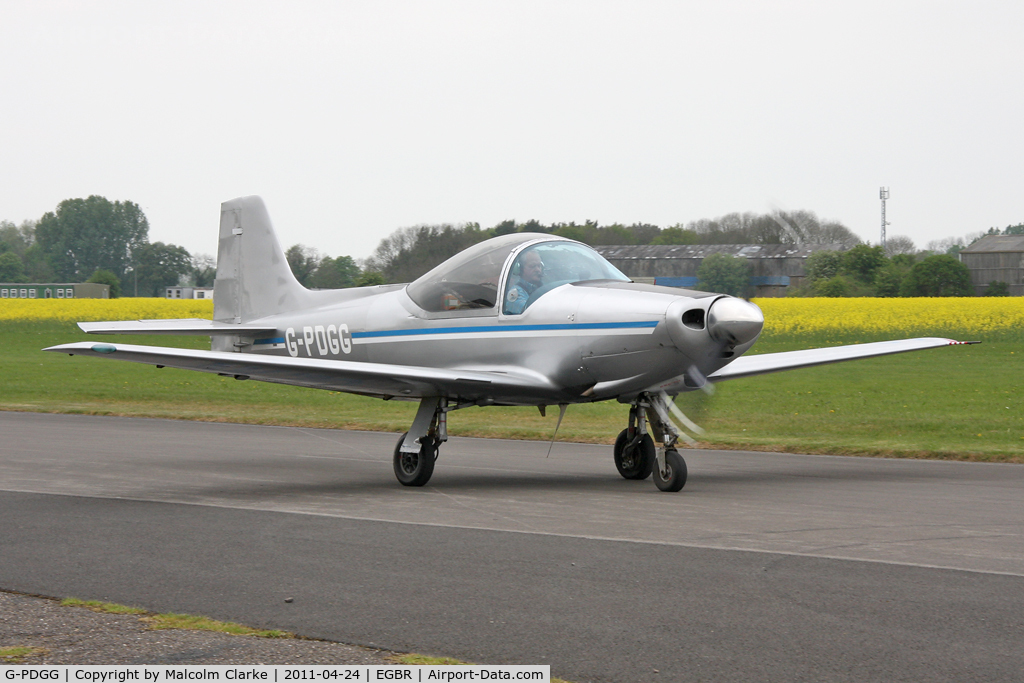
[352,320,659,339]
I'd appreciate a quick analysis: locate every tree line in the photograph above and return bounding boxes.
[0,196,197,297]
[367,214,1024,298]
[796,246,982,297]
[361,210,865,284]
[696,219,1024,298]
[0,195,375,297]
[695,246,989,299]
[4,196,1018,298]
[283,244,384,289]
[359,211,1021,298]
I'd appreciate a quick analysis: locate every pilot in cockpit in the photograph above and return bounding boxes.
[504,250,544,315]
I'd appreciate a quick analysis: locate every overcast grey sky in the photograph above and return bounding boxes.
[2,1,1021,261]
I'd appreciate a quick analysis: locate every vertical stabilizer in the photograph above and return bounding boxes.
[213,196,311,324]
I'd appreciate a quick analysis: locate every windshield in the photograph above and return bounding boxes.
[407,233,537,312]
[502,241,630,314]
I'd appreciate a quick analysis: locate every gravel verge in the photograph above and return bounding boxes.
[0,590,397,665]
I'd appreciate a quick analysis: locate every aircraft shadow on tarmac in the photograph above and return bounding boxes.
[688,465,953,486]
[180,472,626,499]
[170,457,953,500]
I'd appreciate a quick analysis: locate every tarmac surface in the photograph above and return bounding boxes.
[1,411,1023,681]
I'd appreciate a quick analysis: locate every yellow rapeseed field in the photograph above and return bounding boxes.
[0,298,214,323]
[2,296,1021,338]
[754,297,1024,338]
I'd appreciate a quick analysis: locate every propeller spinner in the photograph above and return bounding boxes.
[707,297,764,348]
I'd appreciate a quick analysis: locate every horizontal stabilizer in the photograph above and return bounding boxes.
[43,342,555,401]
[78,319,278,336]
[709,337,977,382]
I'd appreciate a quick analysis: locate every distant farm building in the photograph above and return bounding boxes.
[959,236,1024,296]
[0,282,110,299]
[164,286,214,300]
[593,244,852,297]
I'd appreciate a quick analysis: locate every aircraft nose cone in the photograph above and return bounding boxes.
[707,297,764,346]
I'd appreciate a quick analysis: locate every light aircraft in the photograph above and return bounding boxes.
[46,196,973,492]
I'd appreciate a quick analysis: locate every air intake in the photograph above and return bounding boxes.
[681,309,706,330]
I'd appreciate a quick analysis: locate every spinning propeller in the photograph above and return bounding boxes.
[661,295,765,444]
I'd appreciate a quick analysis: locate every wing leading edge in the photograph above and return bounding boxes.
[709,337,977,382]
[43,342,556,401]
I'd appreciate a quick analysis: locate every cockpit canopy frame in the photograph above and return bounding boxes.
[406,233,630,316]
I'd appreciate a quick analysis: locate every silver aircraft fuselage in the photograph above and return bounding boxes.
[230,270,758,406]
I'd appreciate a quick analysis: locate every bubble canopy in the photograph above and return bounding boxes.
[406,233,630,313]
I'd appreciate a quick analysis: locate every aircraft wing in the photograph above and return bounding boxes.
[709,337,976,382]
[78,319,278,335]
[43,342,556,400]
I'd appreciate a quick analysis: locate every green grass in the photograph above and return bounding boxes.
[61,597,147,614]
[671,335,1023,461]
[141,613,292,638]
[0,646,47,663]
[391,654,470,665]
[2,321,1021,461]
[60,597,292,637]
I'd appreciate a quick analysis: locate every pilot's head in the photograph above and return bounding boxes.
[521,250,544,287]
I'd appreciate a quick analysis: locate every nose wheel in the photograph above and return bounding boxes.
[653,448,687,492]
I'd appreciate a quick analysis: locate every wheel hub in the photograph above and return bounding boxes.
[400,451,419,474]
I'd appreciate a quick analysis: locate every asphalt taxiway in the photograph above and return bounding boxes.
[2,411,1022,681]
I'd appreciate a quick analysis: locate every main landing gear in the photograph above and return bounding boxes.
[393,432,437,486]
[393,396,449,487]
[394,392,695,492]
[614,392,696,492]
[614,407,655,480]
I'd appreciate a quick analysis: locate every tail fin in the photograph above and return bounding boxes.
[213,196,312,323]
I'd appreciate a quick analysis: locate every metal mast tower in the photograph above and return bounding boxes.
[879,187,890,248]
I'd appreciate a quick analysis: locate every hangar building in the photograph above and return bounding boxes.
[959,235,1024,296]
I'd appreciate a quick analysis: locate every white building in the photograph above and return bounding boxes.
[164,287,214,300]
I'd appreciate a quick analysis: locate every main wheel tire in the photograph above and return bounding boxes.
[613,429,655,480]
[393,432,436,487]
[653,448,687,492]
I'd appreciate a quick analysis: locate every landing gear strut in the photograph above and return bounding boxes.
[393,396,447,487]
[617,392,694,492]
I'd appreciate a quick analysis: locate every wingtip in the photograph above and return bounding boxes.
[42,342,101,353]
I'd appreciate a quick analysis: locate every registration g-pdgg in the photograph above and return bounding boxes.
[5,672,60,680]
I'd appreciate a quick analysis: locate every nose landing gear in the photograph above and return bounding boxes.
[616,392,698,492]
[653,448,687,492]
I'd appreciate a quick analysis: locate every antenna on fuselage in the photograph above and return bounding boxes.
[545,403,569,458]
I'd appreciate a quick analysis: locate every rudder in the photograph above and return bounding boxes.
[213,196,312,324]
